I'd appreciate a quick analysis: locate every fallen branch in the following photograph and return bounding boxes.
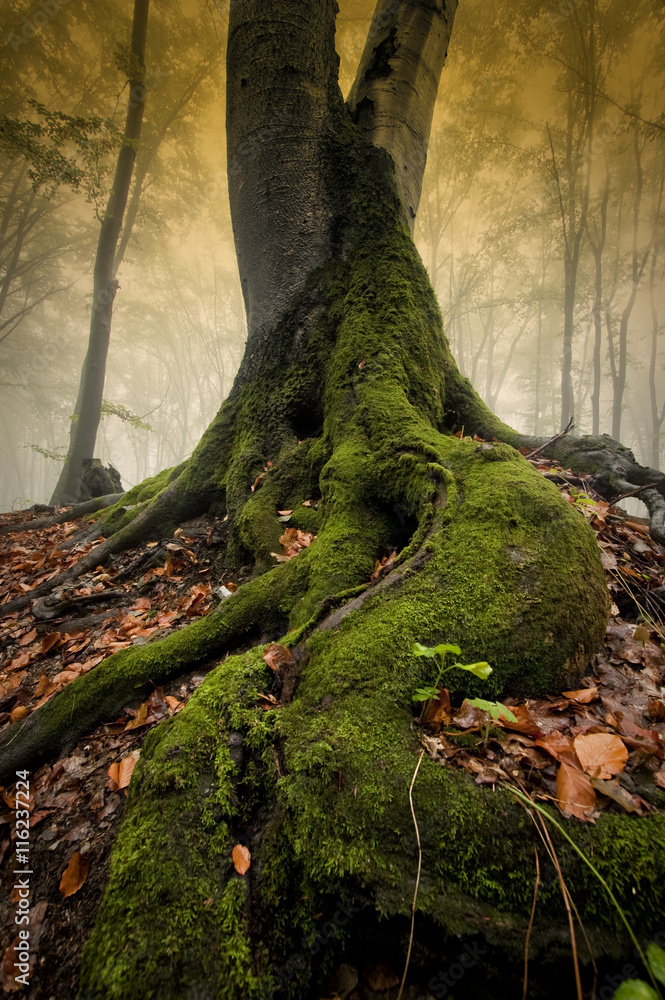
[524,417,575,461]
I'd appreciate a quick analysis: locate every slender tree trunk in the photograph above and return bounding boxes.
[50,0,150,506]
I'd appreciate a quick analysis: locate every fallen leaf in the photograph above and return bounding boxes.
[563,686,599,704]
[590,777,644,814]
[59,851,89,897]
[556,761,596,821]
[263,643,293,671]
[40,631,61,654]
[124,702,149,731]
[277,510,293,517]
[9,705,30,723]
[495,703,543,736]
[574,733,629,779]
[232,843,251,875]
[18,627,37,647]
[535,732,580,768]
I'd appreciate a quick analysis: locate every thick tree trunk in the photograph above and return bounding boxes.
[50,0,150,506]
[2,5,664,998]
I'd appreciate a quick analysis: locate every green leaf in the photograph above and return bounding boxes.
[412,687,438,703]
[453,661,493,680]
[466,698,518,723]
[647,942,665,986]
[412,642,438,658]
[433,643,462,657]
[613,980,659,1000]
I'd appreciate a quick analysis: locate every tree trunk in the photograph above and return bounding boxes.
[49,0,150,506]
[1,5,664,998]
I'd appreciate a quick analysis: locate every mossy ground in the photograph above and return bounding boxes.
[3,117,658,1000]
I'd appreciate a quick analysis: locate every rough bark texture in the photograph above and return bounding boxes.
[2,4,664,998]
[50,0,150,506]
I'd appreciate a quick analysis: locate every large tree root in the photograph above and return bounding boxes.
[0,493,124,537]
[75,585,665,999]
[2,127,659,998]
[0,557,310,784]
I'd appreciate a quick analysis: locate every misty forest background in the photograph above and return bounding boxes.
[1,0,664,513]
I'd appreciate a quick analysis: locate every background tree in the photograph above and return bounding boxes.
[1,3,664,999]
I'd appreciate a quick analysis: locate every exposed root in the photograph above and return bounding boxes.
[0,556,309,784]
[0,493,124,537]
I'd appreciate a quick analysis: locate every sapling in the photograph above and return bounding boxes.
[412,641,517,734]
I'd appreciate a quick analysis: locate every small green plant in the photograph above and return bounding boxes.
[411,642,517,727]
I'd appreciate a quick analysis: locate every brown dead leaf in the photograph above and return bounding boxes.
[124,703,149,731]
[422,686,451,729]
[40,631,61,655]
[452,700,489,730]
[535,732,580,768]
[556,761,596,821]
[563,686,599,704]
[495,703,543,737]
[263,643,293,672]
[59,851,89,897]
[590,777,645,814]
[232,843,251,875]
[9,705,30,723]
[18,627,37,647]
[574,733,628,779]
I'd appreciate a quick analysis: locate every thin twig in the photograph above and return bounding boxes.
[397,749,425,1000]
[524,417,575,461]
[612,482,660,502]
[523,845,541,1000]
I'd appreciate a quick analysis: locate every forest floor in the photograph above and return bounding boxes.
[0,457,664,1000]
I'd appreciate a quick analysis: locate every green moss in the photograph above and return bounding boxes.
[67,101,658,1000]
[79,650,277,999]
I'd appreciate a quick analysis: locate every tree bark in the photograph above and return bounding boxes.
[50,0,151,506]
[347,0,457,231]
[1,6,664,998]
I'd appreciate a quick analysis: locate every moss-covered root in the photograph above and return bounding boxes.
[79,621,665,1000]
[78,648,278,1000]
[0,558,308,785]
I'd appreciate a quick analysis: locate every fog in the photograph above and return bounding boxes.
[1,0,663,509]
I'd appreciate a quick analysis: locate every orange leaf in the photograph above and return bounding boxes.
[232,843,251,876]
[118,750,140,788]
[563,686,599,704]
[573,733,628,779]
[556,761,596,821]
[107,762,120,792]
[9,706,30,723]
[40,631,61,655]
[59,851,89,897]
[535,732,580,768]
[263,643,293,672]
[19,628,37,647]
[277,510,293,516]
